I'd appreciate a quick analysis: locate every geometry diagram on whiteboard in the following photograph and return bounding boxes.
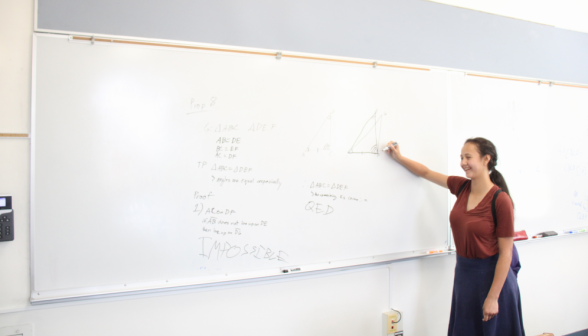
[348,111,384,155]
[304,111,334,155]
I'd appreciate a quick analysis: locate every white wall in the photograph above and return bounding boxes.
[0,267,393,336]
[431,0,588,34]
[0,0,33,312]
[33,0,588,85]
[1,1,588,335]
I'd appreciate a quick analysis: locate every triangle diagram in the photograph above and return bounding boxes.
[348,111,383,155]
[305,111,333,154]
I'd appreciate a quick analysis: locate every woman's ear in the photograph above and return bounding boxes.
[483,154,491,166]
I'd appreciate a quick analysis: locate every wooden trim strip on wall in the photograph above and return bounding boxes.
[467,73,588,89]
[553,82,588,89]
[0,133,29,138]
[467,73,540,84]
[72,36,276,57]
[71,36,430,71]
[71,35,588,88]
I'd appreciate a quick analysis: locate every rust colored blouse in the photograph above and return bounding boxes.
[448,176,515,259]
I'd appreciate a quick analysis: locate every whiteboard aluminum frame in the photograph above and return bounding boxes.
[29,32,452,305]
[29,32,39,306]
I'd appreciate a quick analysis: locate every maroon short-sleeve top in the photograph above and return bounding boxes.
[448,176,515,259]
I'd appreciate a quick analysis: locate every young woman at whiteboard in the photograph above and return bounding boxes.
[385,138,524,336]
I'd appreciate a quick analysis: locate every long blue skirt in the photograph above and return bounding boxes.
[448,254,525,336]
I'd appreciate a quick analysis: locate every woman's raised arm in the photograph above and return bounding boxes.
[385,140,449,189]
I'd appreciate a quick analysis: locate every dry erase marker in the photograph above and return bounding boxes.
[383,142,398,151]
[534,231,557,238]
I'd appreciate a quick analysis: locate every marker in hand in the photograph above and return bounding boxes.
[383,142,398,151]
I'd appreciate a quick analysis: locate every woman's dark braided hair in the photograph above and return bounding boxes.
[465,137,514,207]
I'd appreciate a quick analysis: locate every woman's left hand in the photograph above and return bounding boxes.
[482,297,499,322]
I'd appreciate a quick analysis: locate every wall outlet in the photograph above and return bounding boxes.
[0,324,33,336]
[382,310,403,336]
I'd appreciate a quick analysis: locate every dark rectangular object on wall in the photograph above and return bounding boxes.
[0,196,14,242]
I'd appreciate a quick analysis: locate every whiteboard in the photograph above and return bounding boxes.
[449,73,588,235]
[31,34,449,301]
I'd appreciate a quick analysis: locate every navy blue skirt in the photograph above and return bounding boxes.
[448,254,525,336]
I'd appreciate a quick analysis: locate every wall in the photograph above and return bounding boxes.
[0,0,34,311]
[35,0,588,85]
[430,0,588,34]
[1,0,588,335]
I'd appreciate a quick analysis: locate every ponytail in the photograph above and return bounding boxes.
[490,169,512,205]
[465,137,514,208]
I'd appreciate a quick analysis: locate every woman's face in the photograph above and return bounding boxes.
[460,143,490,179]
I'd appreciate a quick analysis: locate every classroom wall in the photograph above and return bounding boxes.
[2,0,588,335]
[35,0,588,85]
[430,0,588,34]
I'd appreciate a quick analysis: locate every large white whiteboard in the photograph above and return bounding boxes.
[31,34,449,301]
[449,74,588,235]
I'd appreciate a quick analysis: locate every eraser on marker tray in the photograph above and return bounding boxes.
[536,231,558,237]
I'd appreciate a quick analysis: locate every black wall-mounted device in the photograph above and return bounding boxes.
[0,195,14,241]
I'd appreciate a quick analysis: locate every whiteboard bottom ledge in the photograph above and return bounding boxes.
[31,232,588,305]
[30,247,453,305]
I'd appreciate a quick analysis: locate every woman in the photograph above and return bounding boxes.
[386,137,525,336]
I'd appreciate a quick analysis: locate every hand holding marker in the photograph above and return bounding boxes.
[383,142,398,151]
[383,142,399,159]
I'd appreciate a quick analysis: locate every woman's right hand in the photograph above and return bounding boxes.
[385,141,401,161]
